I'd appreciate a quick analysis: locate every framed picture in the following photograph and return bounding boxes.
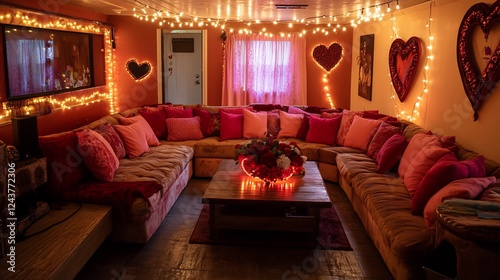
[357,34,375,101]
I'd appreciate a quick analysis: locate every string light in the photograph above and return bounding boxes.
[0,4,117,122]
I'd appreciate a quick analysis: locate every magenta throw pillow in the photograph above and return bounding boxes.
[411,153,468,214]
[463,156,487,178]
[139,109,168,139]
[219,111,244,141]
[193,108,220,137]
[376,134,408,174]
[305,115,342,145]
[166,116,204,141]
[93,123,126,160]
[165,108,193,118]
[114,122,150,158]
[423,177,497,228]
[366,122,402,159]
[76,129,119,182]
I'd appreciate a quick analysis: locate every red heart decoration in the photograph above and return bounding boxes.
[313,43,343,72]
[388,37,422,102]
[457,1,500,121]
[126,59,152,80]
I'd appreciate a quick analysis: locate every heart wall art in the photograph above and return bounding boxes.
[313,43,343,72]
[388,37,423,102]
[126,59,152,81]
[457,0,500,121]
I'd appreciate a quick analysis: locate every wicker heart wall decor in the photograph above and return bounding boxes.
[126,59,152,81]
[457,0,500,121]
[313,43,343,72]
[388,37,423,102]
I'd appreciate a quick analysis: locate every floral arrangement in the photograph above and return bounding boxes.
[235,134,307,183]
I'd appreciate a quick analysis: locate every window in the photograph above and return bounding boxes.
[222,33,307,105]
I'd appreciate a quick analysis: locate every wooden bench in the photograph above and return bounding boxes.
[1,203,112,279]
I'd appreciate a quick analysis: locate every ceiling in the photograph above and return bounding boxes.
[68,0,429,25]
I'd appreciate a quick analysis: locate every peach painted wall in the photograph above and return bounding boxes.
[350,0,500,163]
[0,1,109,145]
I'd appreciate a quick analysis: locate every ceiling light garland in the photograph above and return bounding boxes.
[0,4,117,123]
[132,0,401,35]
[390,1,433,123]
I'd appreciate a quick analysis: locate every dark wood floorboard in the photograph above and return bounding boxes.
[76,178,393,280]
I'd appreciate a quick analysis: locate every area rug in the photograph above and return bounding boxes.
[189,205,352,250]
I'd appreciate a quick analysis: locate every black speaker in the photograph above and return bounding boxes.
[12,116,40,159]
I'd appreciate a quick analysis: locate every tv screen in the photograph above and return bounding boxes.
[2,24,102,100]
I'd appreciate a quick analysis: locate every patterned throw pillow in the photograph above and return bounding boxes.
[93,123,126,159]
[76,129,119,182]
[366,122,402,159]
[266,110,280,138]
[193,108,220,137]
[166,116,204,141]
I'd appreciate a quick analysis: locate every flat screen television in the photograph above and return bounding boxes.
[2,24,105,101]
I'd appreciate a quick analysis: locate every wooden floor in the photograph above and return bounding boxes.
[76,178,393,280]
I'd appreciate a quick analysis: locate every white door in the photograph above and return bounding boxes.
[163,31,203,104]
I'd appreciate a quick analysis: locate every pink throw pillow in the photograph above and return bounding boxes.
[336,110,362,146]
[114,122,150,158]
[411,153,469,214]
[193,108,220,137]
[399,133,455,178]
[76,129,119,182]
[344,115,382,151]
[139,109,168,139]
[243,109,267,138]
[306,115,342,145]
[166,116,204,141]
[366,122,401,159]
[119,115,160,146]
[165,108,193,118]
[423,177,497,228]
[277,110,303,139]
[219,111,244,141]
[93,123,126,160]
[321,112,342,119]
[376,134,408,174]
[287,106,310,115]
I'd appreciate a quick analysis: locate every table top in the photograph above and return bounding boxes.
[436,198,500,243]
[202,159,332,207]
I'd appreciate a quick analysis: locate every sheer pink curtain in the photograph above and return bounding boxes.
[222,33,307,105]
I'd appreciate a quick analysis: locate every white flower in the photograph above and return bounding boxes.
[277,154,291,169]
[294,147,301,155]
[301,155,307,163]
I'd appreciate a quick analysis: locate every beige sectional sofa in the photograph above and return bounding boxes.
[39,104,500,280]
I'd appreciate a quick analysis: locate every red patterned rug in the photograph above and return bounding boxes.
[189,205,352,250]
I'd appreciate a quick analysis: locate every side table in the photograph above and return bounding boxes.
[435,198,500,279]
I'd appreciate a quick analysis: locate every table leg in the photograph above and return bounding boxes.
[314,208,320,238]
[209,202,215,240]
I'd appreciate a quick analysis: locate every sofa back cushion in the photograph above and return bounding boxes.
[39,131,90,197]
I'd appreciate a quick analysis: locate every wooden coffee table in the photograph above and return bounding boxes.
[202,159,332,239]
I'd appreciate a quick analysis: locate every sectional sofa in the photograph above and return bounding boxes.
[38,103,500,280]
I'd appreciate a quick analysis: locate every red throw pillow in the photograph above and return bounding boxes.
[76,129,119,182]
[119,115,160,146]
[296,114,310,140]
[193,108,220,137]
[376,134,408,174]
[411,153,469,214]
[463,156,487,178]
[423,177,497,228]
[39,131,90,197]
[219,111,244,141]
[139,109,168,139]
[366,122,401,159]
[166,116,204,141]
[114,122,150,158]
[344,115,382,151]
[165,108,193,118]
[93,123,126,160]
[306,115,342,145]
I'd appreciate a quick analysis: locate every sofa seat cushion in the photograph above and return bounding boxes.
[318,146,363,165]
[160,139,199,147]
[114,145,194,196]
[353,174,434,260]
[336,153,377,186]
[292,140,330,161]
[194,137,244,158]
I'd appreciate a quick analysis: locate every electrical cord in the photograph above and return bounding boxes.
[17,202,83,241]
